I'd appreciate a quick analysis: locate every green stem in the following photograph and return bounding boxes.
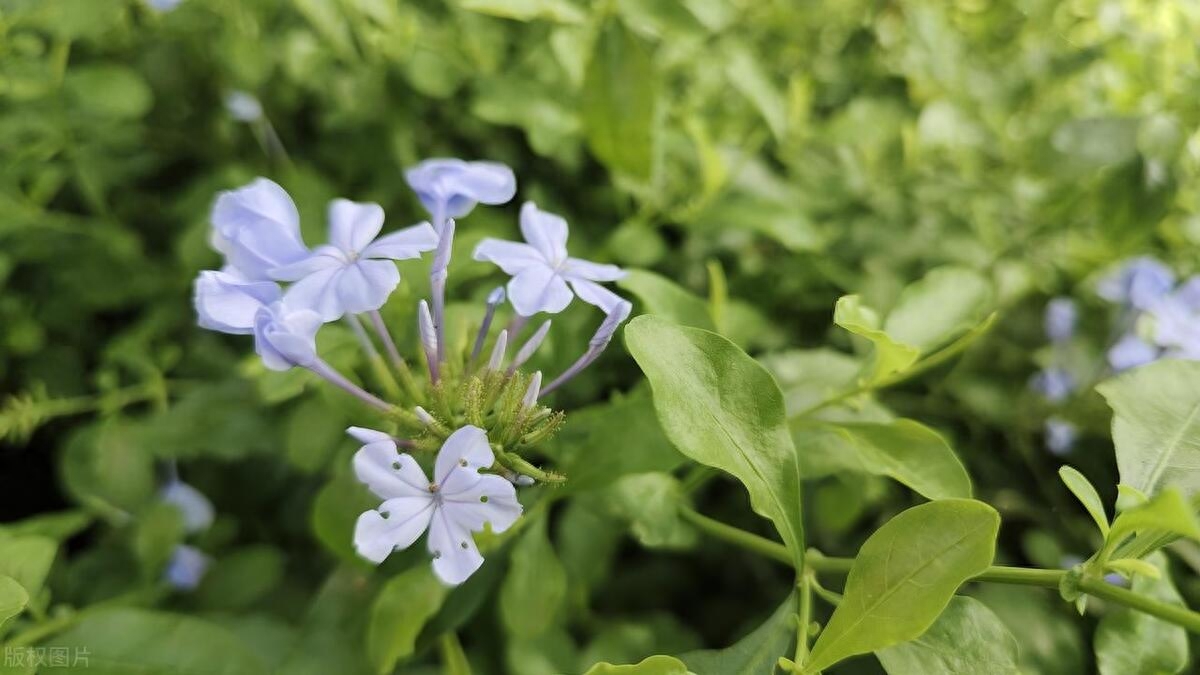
[682,507,1200,634]
[795,573,813,665]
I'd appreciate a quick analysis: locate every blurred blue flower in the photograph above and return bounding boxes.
[473,202,626,316]
[253,302,322,371]
[405,159,517,230]
[164,545,209,591]
[160,480,215,534]
[193,270,280,335]
[1044,297,1078,343]
[1146,277,1200,360]
[147,0,183,11]
[272,200,437,320]
[1107,334,1159,372]
[1031,367,1075,402]
[224,90,263,123]
[210,178,309,281]
[1098,257,1174,310]
[1045,417,1077,456]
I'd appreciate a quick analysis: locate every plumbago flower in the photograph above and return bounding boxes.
[1097,258,1200,371]
[193,160,632,584]
[351,426,521,584]
[474,202,627,316]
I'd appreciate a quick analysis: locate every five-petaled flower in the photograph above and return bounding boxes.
[405,158,517,230]
[271,200,438,321]
[352,425,522,585]
[474,202,626,317]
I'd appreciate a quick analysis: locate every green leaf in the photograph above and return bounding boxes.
[618,270,715,332]
[457,0,586,23]
[581,655,694,675]
[1094,553,1188,675]
[1104,488,1200,561]
[679,595,795,674]
[792,419,972,500]
[0,535,56,604]
[0,575,29,628]
[133,503,185,580]
[875,596,1020,675]
[440,633,473,675]
[367,565,448,674]
[804,499,1000,673]
[882,267,993,353]
[1058,466,1110,536]
[626,316,805,569]
[606,473,697,549]
[193,546,285,611]
[0,511,93,542]
[1097,359,1200,499]
[724,44,787,140]
[65,66,153,119]
[582,18,658,179]
[278,568,376,675]
[834,295,920,383]
[500,513,567,639]
[42,608,267,674]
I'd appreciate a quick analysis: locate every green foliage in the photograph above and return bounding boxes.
[500,514,567,640]
[1094,553,1188,675]
[367,566,448,674]
[793,419,972,500]
[626,315,804,569]
[1098,360,1200,499]
[678,596,795,674]
[580,655,694,675]
[875,596,1020,675]
[804,500,1000,673]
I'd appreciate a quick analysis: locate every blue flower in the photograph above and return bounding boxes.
[1044,297,1078,343]
[1044,418,1077,456]
[1031,367,1075,402]
[1107,334,1159,372]
[224,91,263,123]
[164,545,210,591]
[160,480,215,534]
[1098,257,1174,311]
[405,159,517,229]
[210,178,309,281]
[271,200,438,321]
[1146,276,1200,360]
[253,302,323,371]
[473,202,627,316]
[352,425,522,585]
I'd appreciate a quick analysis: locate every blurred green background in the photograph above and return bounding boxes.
[2,0,1199,673]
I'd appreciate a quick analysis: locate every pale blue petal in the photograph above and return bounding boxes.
[1107,334,1159,371]
[568,279,625,314]
[353,441,430,500]
[434,425,494,492]
[328,199,385,254]
[281,267,343,320]
[442,474,522,534]
[473,239,546,274]
[361,222,439,260]
[336,260,400,315]
[354,498,435,564]
[193,270,281,334]
[563,257,626,282]
[253,303,322,371]
[405,158,516,221]
[508,266,573,316]
[519,202,569,263]
[427,508,483,585]
[269,246,344,281]
[211,178,308,280]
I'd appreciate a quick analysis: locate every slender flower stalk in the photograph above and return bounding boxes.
[472,287,506,363]
[430,219,456,365]
[541,303,631,397]
[367,310,404,370]
[308,359,393,412]
[344,314,378,358]
[509,320,551,374]
[418,300,440,383]
[505,314,529,341]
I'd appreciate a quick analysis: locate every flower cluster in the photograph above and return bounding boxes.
[193,159,631,584]
[1100,257,1200,370]
[1032,257,1200,456]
